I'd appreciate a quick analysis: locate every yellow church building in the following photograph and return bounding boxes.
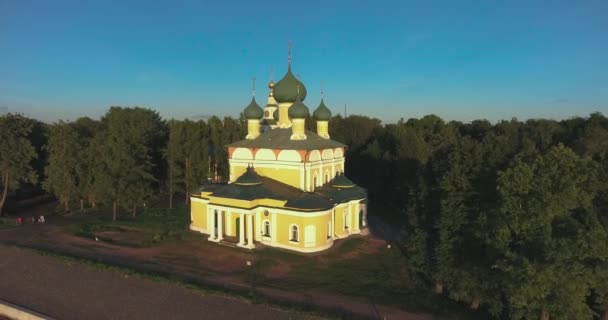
[189,50,367,253]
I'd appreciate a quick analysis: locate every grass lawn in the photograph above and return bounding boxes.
[62,200,194,247]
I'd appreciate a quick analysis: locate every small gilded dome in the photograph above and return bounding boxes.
[288,96,309,119]
[313,99,332,121]
[273,108,279,121]
[243,97,263,119]
[273,67,307,103]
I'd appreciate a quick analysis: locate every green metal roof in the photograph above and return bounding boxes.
[316,173,367,204]
[331,172,355,187]
[273,66,307,103]
[228,128,345,150]
[196,169,333,210]
[243,97,263,119]
[260,118,277,126]
[288,96,309,119]
[234,167,263,185]
[313,99,332,121]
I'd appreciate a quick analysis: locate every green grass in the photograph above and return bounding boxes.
[63,202,193,247]
[252,240,483,319]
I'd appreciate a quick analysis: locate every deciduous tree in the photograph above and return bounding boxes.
[0,114,38,215]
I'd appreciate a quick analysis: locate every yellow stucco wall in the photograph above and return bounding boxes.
[257,166,301,188]
[190,199,366,252]
[274,212,331,249]
[333,203,358,238]
[191,201,207,230]
[233,164,301,189]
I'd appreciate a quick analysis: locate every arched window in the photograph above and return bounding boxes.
[265,110,270,117]
[263,220,271,237]
[290,225,299,242]
[313,176,317,189]
[325,174,329,184]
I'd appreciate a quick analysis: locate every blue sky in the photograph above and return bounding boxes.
[1,0,606,123]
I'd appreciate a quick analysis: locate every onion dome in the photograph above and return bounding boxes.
[313,99,332,121]
[273,67,307,103]
[234,167,262,186]
[243,97,263,119]
[288,95,309,119]
[331,172,355,188]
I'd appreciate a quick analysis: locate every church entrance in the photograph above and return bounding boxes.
[235,217,240,239]
[359,210,364,228]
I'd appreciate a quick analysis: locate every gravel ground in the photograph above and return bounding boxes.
[0,245,317,320]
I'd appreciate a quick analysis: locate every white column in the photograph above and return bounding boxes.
[299,164,305,190]
[247,214,254,248]
[353,203,360,233]
[255,211,261,241]
[331,209,335,240]
[306,164,311,191]
[208,209,217,241]
[217,210,224,241]
[238,214,245,246]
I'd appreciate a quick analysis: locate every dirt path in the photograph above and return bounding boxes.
[0,218,443,320]
[0,245,317,320]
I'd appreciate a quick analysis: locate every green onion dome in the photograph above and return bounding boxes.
[288,96,309,119]
[273,108,279,121]
[273,67,307,103]
[243,97,263,120]
[313,99,332,121]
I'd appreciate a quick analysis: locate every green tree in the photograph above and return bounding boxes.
[97,107,163,220]
[165,119,210,206]
[491,145,599,319]
[0,114,38,215]
[72,117,103,210]
[43,121,80,211]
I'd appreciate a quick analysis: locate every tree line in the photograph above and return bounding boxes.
[0,107,245,219]
[1,107,607,319]
[332,112,608,320]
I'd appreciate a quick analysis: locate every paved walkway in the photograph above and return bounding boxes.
[0,245,317,320]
